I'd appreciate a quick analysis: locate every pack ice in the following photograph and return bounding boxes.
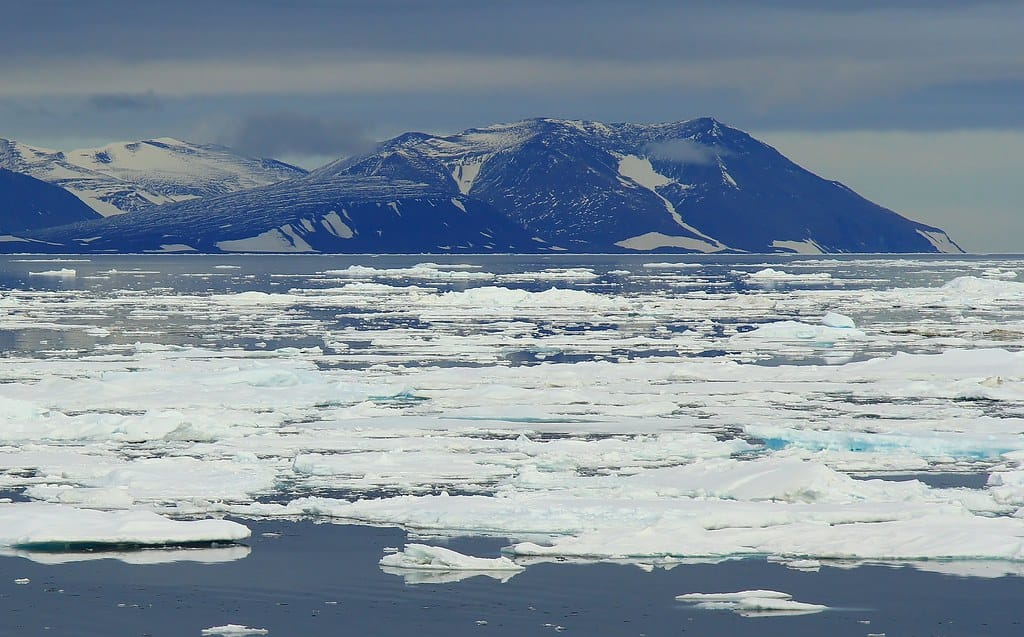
[2,257,1024,574]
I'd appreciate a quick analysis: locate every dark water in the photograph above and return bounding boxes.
[3,519,1024,637]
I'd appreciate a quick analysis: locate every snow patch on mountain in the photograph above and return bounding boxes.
[451,160,484,195]
[216,225,314,253]
[615,232,724,253]
[320,211,355,238]
[917,229,962,254]
[616,154,725,249]
[771,239,825,255]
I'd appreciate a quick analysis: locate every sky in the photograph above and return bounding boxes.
[2,1,1021,252]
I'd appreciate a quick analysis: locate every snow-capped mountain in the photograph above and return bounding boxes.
[0,168,99,239]
[6,117,962,254]
[0,137,306,216]
[316,117,962,254]
[27,176,540,254]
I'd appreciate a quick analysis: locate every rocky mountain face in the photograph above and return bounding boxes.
[316,117,961,254]
[0,168,100,239]
[27,177,540,254]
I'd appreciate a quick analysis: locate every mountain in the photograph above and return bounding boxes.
[0,168,100,245]
[0,137,306,216]
[26,176,541,253]
[7,117,962,254]
[315,117,962,254]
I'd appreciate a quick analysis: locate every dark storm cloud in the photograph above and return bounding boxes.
[87,91,162,112]
[218,112,373,158]
[4,0,1024,134]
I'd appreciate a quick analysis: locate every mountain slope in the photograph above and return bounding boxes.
[26,176,542,254]
[0,137,306,216]
[316,117,961,254]
[0,168,100,239]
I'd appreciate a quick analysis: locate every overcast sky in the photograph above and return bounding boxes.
[3,1,1021,251]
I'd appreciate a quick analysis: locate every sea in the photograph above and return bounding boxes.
[2,253,1024,636]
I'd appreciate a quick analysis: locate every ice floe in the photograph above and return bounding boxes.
[379,543,523,571]
[2,255,1024,574]
[745,268,832,282]
[200,625,269,636]
[675,590,828,616]
[0,503,249,548]
[27,268,76,278]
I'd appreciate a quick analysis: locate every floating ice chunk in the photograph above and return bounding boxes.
[621,457,914,504]
[0,503,250,548]
[498,268,599,281]
[4,545,250,565]
[676,590,793,602]
[676,589,828,616]
[28,268,76,278]
[379,543,523,571]
[770,557,822,571]
[904,276,1024,307]
[201,625,269,636]
[747,424,1022,460]
[380,566,519,585]
[821,311,856,329]
[982,268,1017,279]
[0,396,48,423]
[420,286,626,311]
[207,291,297,305]
[746,268,831,282]
[731,320,865,343]
[322,264,492,280]
[642,262,701,269]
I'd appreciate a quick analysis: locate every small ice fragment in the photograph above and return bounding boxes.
[379,544,523,571]
[475,620,488,626]
[822,311,856,328]
[676,590,793,602]
[14,578,30,585]
[201,625,269,636]
[676,590,828,616]
[28,268,76,278]
[769,557,822,571]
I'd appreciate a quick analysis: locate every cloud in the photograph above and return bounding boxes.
[644,139,726,165]
[216,112,373,158]
[87,91,162,111]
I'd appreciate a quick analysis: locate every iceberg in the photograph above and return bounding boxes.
[379,543,523,572]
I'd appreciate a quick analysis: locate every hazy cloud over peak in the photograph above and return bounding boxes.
[87,91,162,112]
[216,112,373,159]
[645,139,727,165]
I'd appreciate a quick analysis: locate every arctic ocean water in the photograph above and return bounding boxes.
[3,253,1024,636]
